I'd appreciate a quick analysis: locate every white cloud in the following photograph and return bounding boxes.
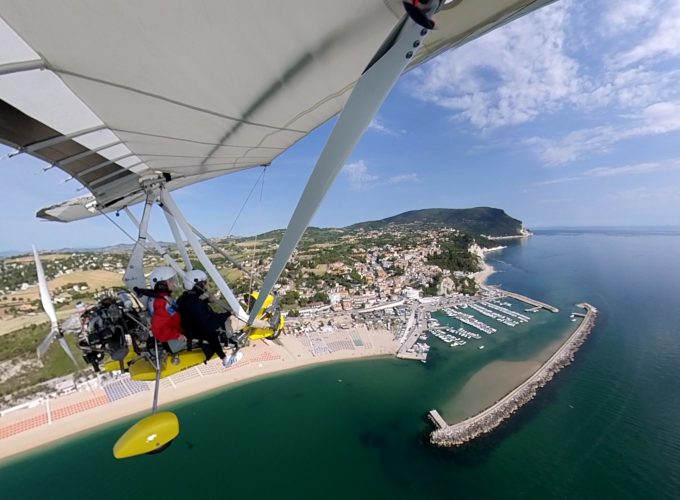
[407,1,581,129]
[407,0,680,165]
[605,186,680,201]
[369,117,404,137]
[343,160,378,190]
[387,173,419,184]
[639,101,680,132]
[533,157,680,186]
[602,0,656,36]
[612,0,680,67]
[342,161,418,190]
[526,100,680,164]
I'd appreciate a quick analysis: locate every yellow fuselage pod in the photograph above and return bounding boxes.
[101,350,141,373]
[128,350,215,381]
[246,291,285,340]
[247,314,285,340]
[113,412,179,459]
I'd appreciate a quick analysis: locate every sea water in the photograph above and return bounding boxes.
[1,229,679,499]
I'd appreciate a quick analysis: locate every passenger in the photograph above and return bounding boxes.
[177,270,241,367]
[147,266,186,356]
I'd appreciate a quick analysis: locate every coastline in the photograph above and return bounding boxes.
[439,322,576,422]
[473,259,496,285]
[0,327,398,462]
[429,303,598,447]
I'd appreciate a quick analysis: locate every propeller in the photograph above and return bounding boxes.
[32,246,80,368]
[402,0,444,29]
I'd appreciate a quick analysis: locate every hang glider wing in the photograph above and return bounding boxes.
[0,0,554,222]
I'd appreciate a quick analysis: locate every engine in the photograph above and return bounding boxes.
[78,291,149,371]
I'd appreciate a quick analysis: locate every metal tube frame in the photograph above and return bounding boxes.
[151,339,161,414]
[11,124,106,156]
[124,207,185,277]
[122,190,155,291]
[0,59,45,76]
[163,210,193,272]
[159,187,247,321]
[80,153,135,184]
[187,221,252,277]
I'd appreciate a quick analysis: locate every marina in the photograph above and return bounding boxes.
[395,288,560,362]
[429,303,597,447]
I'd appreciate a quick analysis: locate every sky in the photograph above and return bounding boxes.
[2,0,680,252]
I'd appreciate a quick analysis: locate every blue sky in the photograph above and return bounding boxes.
[2,0,680,252]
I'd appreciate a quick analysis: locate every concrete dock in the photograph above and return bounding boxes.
[503,291,559,313]
[428,409,447,429]
[396,308,427,362]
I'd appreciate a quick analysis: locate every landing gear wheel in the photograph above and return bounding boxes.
[146,440,174,455]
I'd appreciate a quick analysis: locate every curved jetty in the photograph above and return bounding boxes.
[429,303,597,447]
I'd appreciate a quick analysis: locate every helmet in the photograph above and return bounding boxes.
[149,266,177,287]
[184,269,208,290]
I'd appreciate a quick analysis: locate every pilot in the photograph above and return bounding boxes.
[147,266,186,355]
[176,269,239,367]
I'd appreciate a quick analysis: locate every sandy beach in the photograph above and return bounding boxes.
[0,326,398,462]
[473,259,496,285]
[439,319,574,422]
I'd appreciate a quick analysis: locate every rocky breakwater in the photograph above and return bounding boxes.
[430,303,598,447]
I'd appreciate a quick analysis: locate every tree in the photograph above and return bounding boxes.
[281,290,300,306]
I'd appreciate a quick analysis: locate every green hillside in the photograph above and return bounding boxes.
[347,207,523,237]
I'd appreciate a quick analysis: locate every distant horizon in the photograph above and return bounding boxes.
[3,221,680,257]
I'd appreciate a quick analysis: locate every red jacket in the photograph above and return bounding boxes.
[150,293,183,342]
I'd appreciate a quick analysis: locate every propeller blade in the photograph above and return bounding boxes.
[32,245,58,330]
[58,335,80,368]
[61,314,82,333]
[36,327,59,360]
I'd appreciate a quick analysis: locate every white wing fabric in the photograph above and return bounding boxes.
[0,1,554,221]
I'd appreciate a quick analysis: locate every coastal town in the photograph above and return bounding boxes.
[0,218,595,458]
[0,222,501,347]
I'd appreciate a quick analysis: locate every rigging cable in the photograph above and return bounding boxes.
[226,167,267,237]
[97,206,173,266]
[247,167,267,299]
[97,208,137,243]
[224,167,268,293]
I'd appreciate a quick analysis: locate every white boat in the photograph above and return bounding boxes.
[478,345,485,350]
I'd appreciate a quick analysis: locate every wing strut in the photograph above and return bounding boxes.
[248,13,435,324]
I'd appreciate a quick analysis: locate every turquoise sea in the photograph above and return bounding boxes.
[1,229,679,499]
